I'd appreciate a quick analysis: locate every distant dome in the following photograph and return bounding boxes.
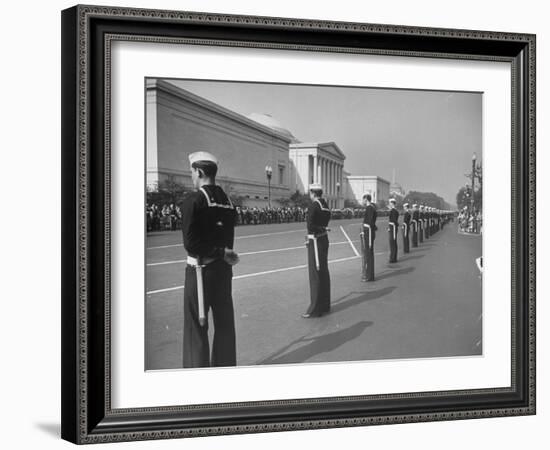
[390,182,403,190]
[390,182,405,196]
[247,113,300,142]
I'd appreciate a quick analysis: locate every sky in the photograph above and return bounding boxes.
[168,79,482,207]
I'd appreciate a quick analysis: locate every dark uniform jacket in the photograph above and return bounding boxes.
[412,209,420,223]
[181,184,236,259]
[403,210,411,227]
[389,208,399,226]
[307,198,331,235]
[363,203,378,237]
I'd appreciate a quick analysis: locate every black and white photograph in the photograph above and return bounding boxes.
[55,2,537,446]
[145,78,483,370]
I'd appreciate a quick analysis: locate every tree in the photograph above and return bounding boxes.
[147,177,189,206]
[219,180,246,207]
[289,190,312,208]
[456,186,469,211]
[403,191,450,210]
[456,185,482,212]
[276,197,292,207]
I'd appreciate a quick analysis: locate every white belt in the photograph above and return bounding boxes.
[186,256,210,327]
[307,232,327,239]
[389,222,397,240]
[307,234,320,270]
[187,256,217,267]
[361,224,373,249]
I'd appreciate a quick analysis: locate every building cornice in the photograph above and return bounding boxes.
[290,141,346,161]
[147,79,292,144]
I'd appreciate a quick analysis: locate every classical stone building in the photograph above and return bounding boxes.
[345,175,391,205]
[289,142,346,209]
[147,79,391,211]
[146,79,293,207]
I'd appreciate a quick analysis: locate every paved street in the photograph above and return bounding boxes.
[145,218,482,370]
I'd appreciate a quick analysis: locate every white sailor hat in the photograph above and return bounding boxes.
[309,183,323,191]
[188,151,219,166]
[419,205,424,209]
[413,203,418,208]
[389,198,396,204]
[403,202,409,207]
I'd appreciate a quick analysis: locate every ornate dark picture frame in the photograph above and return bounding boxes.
[61,4,536,444]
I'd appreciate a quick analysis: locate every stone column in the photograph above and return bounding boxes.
[331,161,335,197]
[341,165,344,208]
[326,159,330,195]
[329,161,333,196]
[338,164,342,207]
[313,154,318,184]
[333,162,336,197]
[328,160,332,195]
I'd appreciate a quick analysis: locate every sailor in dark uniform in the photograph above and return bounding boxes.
[181,151,240,368]
[388,198,399,263]
[427,206,432,239]
[430,206,432,239]
[361,193,377,281]
[303,183,331,318]
[402,202,411,253]
[411,203,419,248]
[418,205,424,244]
[427,207,432,236]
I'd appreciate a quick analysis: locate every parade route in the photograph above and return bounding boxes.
[145,219,482,370]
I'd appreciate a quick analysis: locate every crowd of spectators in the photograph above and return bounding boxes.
[146,203,182,232]
[146,203,376,232]
[458,208,482,234]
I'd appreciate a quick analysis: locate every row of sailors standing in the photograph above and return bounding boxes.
[362,198,449,281]
[303,185,452,319]
[179,149,450,368]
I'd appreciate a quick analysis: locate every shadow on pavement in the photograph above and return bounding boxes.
[257,321,373,365]
[375,266,415,281]
[331,286,396,314]
[398,254,427,262]
[415,240,440,247]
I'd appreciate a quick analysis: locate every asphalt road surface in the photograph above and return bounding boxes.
[145,218,482,370]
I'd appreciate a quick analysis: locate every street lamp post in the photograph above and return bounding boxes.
[265,165,273,208]
[336,182,340,209]
[470,153,476,214]
[471,153,479,233]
